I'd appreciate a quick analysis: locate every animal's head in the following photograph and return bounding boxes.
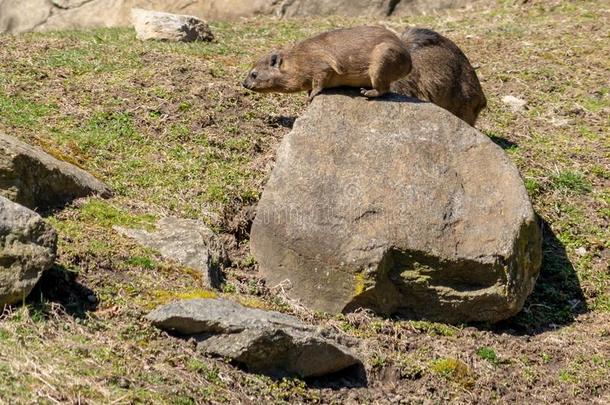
[242,50,286,93]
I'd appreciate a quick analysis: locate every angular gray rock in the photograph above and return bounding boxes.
[0,133,111,210]
[250,90,542,324]
[114,218,227,288]
[147,298,360,378]
[0,196,57,306]
[131,8,214,42]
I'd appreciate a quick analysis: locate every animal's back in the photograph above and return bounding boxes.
[292,26,409,76]
[391,28,486,126]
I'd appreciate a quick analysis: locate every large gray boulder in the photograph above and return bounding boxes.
[147,298,360,378]
[0,196,57,306]
[114,218,227,288]
[0,133,111,210]
[250,90,542,324]
[131,8,214,42]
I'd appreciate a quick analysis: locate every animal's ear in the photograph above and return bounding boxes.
[270,52,282,68]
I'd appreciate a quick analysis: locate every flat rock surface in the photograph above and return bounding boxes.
[251,90,542,324]
[115,218,227,288]
[0,196,57,306]
[0,133,111,210]
[147,298,360,378]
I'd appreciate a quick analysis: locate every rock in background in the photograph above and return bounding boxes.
[279,0,475,17]
[0,196,57,306]
[251,90,542,324]
[131,8,214,42]
[0,0,482,34]
[0,133,111,211]
[147,298,361,378]
[114,218,227,289]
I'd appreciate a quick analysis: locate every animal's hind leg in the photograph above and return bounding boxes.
[362,42,410,98]
[361,43,394,98]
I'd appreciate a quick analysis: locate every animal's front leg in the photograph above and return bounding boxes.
[308,75,328,103]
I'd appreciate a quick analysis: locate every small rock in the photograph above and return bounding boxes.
[0,133,111,210]
[114,218,227,289]
[131,8,214,42]
[116,377,130,389]
[502,95,527,112]
[146,298,361,378]
[549,116,570,127]
[0,196,57,306]
[567,106,585,116]
[575,247,587,257]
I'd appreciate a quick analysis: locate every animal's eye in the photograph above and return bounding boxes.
[250,71,258,79]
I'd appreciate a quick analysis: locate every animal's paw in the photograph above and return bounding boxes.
[361,88,382,98]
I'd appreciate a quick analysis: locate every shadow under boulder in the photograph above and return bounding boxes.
[27,264,98,317]
[498,219,587,334]
[251,90,542,324]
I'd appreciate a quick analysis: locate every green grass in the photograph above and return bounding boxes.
[79,199,156,229]
[550,170,592,194]
[0,92,56,129]
[476,347,502,366]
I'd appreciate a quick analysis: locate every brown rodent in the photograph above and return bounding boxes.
[390,27,487,126]
[243,26,412,101]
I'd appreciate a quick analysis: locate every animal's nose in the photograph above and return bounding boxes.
[242,80,250,89]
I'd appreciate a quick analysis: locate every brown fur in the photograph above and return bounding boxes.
[243,26,412,101]
[390,27,487,126]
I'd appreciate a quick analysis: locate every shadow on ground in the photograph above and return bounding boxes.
[488,134,518,150]
[497,218,587,335]
[266,115,296,129]
[307,363,368,389]
[27,264,98,318]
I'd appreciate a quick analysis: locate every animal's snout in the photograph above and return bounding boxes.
[243,71,257,90]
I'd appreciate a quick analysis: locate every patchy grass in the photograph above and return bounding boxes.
[408,320,461,337]
[550,170,593,194]
[0,0,609,403]
[476,347,502,366]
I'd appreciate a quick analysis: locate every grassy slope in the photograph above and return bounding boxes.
[0,0,608,403]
